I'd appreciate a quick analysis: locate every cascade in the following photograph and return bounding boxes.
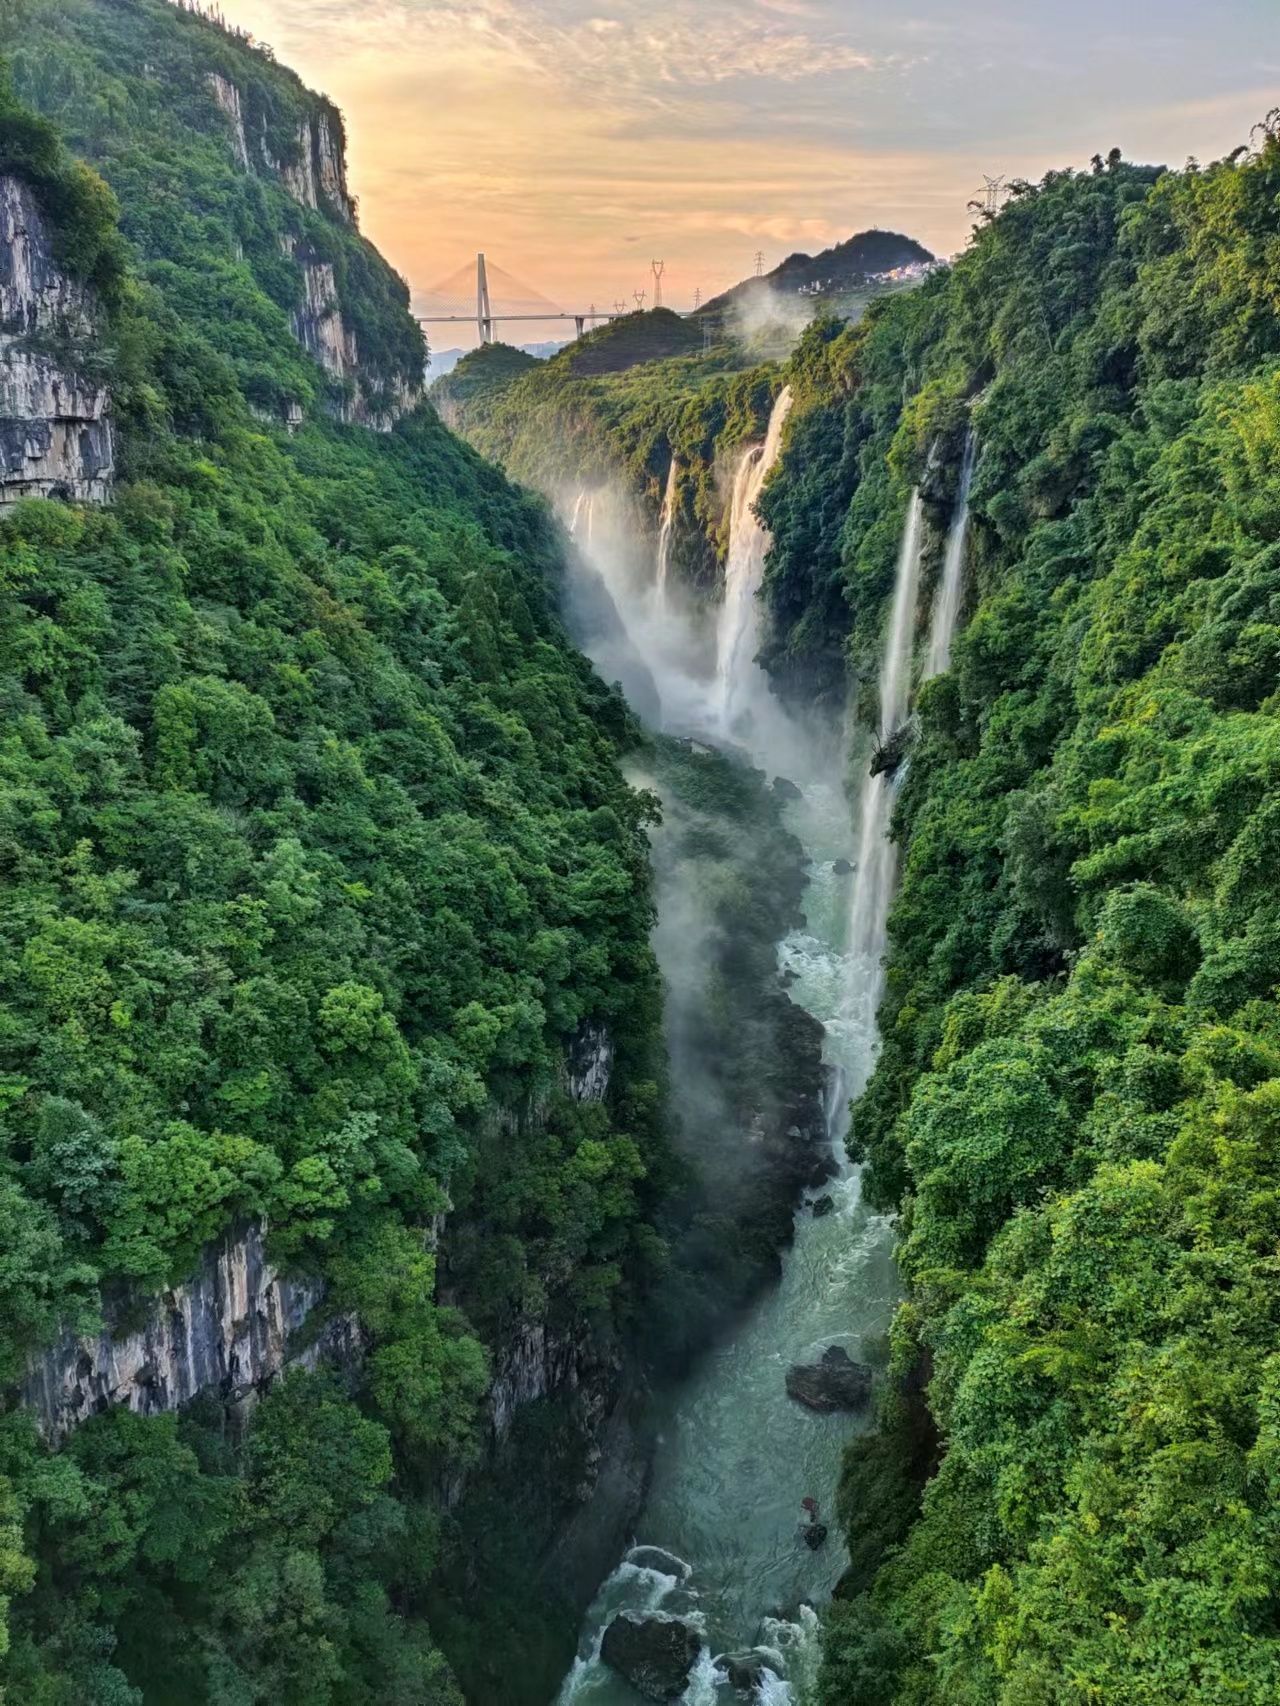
[845,491,925,1006]
[655,457,679,609]
[714,387,793,740]
[556,383,901,1706]
[923,430,976,681]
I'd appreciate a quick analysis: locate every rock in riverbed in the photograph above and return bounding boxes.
[785,1345,872,1413]
[723,1650,780,1698]
[600,1613,701,1700]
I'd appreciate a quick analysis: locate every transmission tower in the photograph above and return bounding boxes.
[982,174,1006,215]
[692,285,702,310]
[754,250,764,278]
[614,299,628,315]
[633,288,647,310]
[650,259,665,309]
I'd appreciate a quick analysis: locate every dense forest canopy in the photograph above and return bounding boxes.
[742,123,1280,1706]
[0,4,682,1699]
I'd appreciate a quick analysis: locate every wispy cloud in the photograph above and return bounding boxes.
[215,0,1271,332]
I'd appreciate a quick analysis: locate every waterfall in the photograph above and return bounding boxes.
[846,491,925,991]
[923,430,976,680]
[715,387,793,738]
[655,457,678,608]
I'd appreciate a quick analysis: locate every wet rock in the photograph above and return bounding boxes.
[772,776,803,802]
[870,722,914,779]
[803,1522,829,1550]
[832,857,854,876]
[723,1650,777,1698]
[627,1545,688,1579]
[785,1346,873,1413]
[803,1151,838,1191]
[810,1194,835,1218]
[601,1613,701,1701]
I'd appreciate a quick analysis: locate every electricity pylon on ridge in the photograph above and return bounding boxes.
[754,250,764,277]
[651,259,665,309]
[633,288,647,310]
[982,175,1006,215]
[692,285,702,310]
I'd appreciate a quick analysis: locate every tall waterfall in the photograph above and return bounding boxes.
[655,457,678,609]
[923,430,976,681]
[715,387,793,739]
[846,491,925,991]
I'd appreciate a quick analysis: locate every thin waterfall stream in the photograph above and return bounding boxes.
[557,405,971,1703]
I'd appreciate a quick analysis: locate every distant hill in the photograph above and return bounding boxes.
[700,229,934,317]
[429,337,567,378]
[559,307,702,375]
[429,340,540,425]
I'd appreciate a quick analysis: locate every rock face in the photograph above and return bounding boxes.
[0,175,113,505]
[569,1019,615,1103]
[21,1223,355,1444]
[203,73,418,429]
[600,1614,701,1701]
[277,113,355,225]
[206,73,249,169]
[785,1345,873,1413]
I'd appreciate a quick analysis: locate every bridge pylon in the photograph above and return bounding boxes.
[477,252,493,344]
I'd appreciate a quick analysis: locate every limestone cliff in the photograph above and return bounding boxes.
[21,1223,360,1445]
[0,175,113,504]
[203,69,418,429]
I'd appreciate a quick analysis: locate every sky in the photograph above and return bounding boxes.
[212,0,1277,334]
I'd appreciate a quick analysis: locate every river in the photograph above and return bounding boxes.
[555,394,971,1702]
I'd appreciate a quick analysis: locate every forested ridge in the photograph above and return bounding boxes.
[0,4,683,1700]
[750,132,1280,1704]
[8,0,1280,1701]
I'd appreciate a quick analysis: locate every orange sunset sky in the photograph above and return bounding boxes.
[211,0,1276,338]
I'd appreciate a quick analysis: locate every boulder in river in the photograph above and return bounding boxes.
[600,1613,701,1701]
[626,1545,688,1580]
[832,857,854,876]
[803,1521,829,1550]
[785,1345,873,1413]
[772,775,804,802]
[810,1194,835,1218]
[722,1650,779,1699]
[803,1150,838,1191]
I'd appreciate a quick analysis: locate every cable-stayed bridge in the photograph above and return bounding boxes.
[418,254,622,344]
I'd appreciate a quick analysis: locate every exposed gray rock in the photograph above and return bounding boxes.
[870,721,914,779]
[0,176,113,505]
[785,1345,873,1413]
[772,775,803,802]
[21,1223,355,1443]
[206,74,249,169]
[489,1316,580,1440]
[723,1650,779,1698]
[810,1193,835,1218]
[601,1614,701,1701]
[832,857,854,876]
[568,1019,614,1102]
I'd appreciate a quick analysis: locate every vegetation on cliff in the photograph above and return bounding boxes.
[748,127,1280,1705]
[0,6,674,1699]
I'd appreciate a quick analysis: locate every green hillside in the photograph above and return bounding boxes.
[0,8,672,1700]
[751,140,1280,1706]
